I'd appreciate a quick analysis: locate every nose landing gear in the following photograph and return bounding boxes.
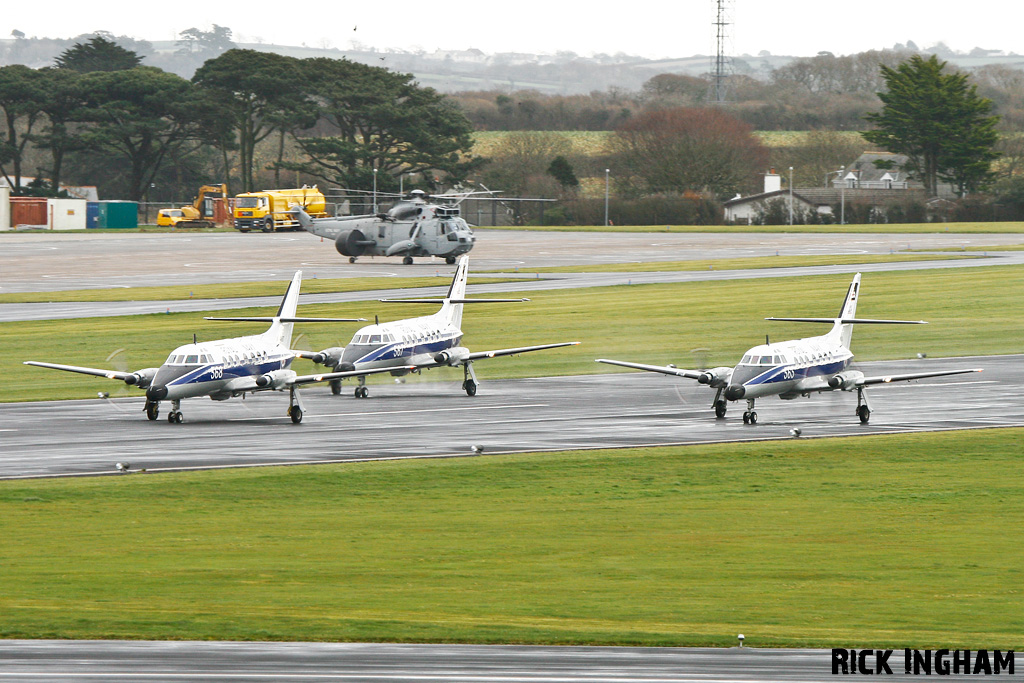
[741,399,757,425]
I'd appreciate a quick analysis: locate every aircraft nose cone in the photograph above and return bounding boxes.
[146,385,168,401]
[724,384,745,401]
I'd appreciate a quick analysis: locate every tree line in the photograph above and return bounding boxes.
[1,38,1015,224]
[0,37,477,202]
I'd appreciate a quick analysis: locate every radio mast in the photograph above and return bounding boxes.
[711,0,733,103]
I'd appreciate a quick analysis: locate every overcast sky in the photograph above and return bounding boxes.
[3,0,1020,60]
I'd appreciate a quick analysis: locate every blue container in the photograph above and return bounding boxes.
[86,202,100,229]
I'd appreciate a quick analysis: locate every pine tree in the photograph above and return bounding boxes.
[864,54,999,196]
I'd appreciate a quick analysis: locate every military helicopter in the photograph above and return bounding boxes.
[293,189,478,265]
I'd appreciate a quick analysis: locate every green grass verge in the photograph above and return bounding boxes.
[2,428,1022,646]
[5,266,1021,403]
[474,222,1024,234]
[0,277,511,305]
[482,253,982,275]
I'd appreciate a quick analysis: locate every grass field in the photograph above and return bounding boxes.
[5,266,1022,403]
[2,428,1022,647]
[482,253,982,275]
[0,276,509,305]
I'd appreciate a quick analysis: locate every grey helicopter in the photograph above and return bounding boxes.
[293,189,478,265]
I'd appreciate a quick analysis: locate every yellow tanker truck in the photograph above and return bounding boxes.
[233,185,327,232]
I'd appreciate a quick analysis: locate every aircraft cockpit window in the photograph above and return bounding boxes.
[370,335,382,343]
[185,354,199,364]
[759,356,771,364]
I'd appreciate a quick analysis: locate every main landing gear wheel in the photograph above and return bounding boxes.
[403,256,414,265]
[348,256,357,264]
[714,400,727,419]
[354,385,369,399]
[742,411,757,425]
[858,405,871,424]
[330,380,342,395]
[446,256,456,264]
[463,379,477,396]
[145,401,159,421]
[167,411,183,424]
[289,405,303,424]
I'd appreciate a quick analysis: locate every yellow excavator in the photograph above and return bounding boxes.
[157,184,228,228]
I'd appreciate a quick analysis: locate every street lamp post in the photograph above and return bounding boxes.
[832,166,846,225]
[839,165,845,225]
[788,166,793,225]
[604,168,610,227]
[372,168,378,214]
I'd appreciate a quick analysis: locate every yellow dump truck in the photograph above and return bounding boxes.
[233,186,327,232]
[157,184,228,228]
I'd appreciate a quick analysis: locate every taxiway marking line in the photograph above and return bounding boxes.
[229,403,549,421]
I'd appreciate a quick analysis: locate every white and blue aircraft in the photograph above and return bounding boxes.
[24,271,406,424]
[597,273,981,424]
[304,255,580,397]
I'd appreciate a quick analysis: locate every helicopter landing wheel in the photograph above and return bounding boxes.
[349,256,357,264]
[446,256,456,265]
[403,256,413,265]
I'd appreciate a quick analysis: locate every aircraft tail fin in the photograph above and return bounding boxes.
[290,204,314,231]
[440,256,469,328]
[265,271,302,347]
[837,272,861,348]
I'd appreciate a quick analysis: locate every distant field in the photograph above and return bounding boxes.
[2,428,1021,646]
[6,266,1021,403]
[469,130,868,156]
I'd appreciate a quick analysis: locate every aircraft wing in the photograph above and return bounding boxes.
[595,358,706,380]
[289,365,416,386]
[467,341,580,361]
[856,367,982,386]
[23,361,136,382]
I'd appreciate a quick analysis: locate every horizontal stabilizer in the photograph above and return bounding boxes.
[766,317,928,325]
[378,298,529,304]
[204,317,367,323]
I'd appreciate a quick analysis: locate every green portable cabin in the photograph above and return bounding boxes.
[97,201,138,229]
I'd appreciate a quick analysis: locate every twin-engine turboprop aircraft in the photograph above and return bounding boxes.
[597,273,981,424]
[301,255,580,397]
[24,272,407,424]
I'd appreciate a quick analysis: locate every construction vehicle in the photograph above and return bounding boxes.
[157,184,228,228]
[233,185,327,232]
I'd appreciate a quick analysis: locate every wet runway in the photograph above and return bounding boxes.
[0,641,964,683]
[3,228,1022,293]
[1,355,1013,480]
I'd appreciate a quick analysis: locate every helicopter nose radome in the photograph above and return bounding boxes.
[146,385,168,401]
[724,384,746,401]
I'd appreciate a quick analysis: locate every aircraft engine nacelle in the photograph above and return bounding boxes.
[434,347,470,366]
[311,347,345,367]
[828,371,864,390]
[335,229,371,257]
[124,367,159,389]
[697,367,732,387]
[255,369,294,389]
